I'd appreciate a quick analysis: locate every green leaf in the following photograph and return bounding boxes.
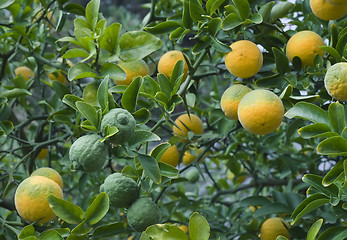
[222,13,242,30]
[208,17,222,36]
[336,32,347,57]
[133,108,151,125]
[145,21,182,34]
[119,31,162,62]
[272,47,290,75]
[75,101,99,128]
[0,88,31,99]
[317,136,347,156]
[269,2,294,23]
[209,36,231,53]
[38,230,64,240]
[258,1,274,22]
[158,162,179,178]
[158,73,172,97]
[71,221,93,236]
[92,222,126,238]
[0,0,14,9]
[19,225,35,239]
[240,196,272,206]
[145,224,189,240]
[63,3,85,16]
[100,63,126,81]
[129,130,160,147]
[284,102,330,126]
[47,194,84,224]
[206,0,225,15]
[137,154,161,184]
[253,203,291,218]
[97,76,109,113]
[322,159,345,186]
[85,192,109,225]
[290,193,329,224]
[62,49,89,59]
[298,123,333,139]
[100,23,121,55]
[182,0,193,28]
[0,121,13,135]
[68,63,97,81]
[189,212,210,240]
[122,76,143,113]
[232,0,250,21]
[302,174,339,202]
[307,219,323,240]
[62,94,83,111]
[329,102,345,134]
[85,0,99,30]
[189,0,206,22]
[317,226,347,240]
[319,46,341,61]
[74,19,92,41]
[150,142,171,160]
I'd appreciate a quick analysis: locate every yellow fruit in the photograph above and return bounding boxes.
[178,224,188,233]
[310,0,347,20]
[182,147,204,165]
[237,89,284,135]
[260,217,290,240]
[158,50,189,81]
[30,167,63,190]
[224,40,263,79]
[48,72,67,84]
[14,176,63,224]
[326,0,347,6]
[37,148,48,160]
[173,114,204,139]
[286,30,325,67]
[115,59,150,86]
[15,66,34,81]
[159,145,180,167]
[324,62,347,101]
[221,84,252,120]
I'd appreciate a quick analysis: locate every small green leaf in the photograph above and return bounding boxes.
[328,102,345,134]
[272,47,290,75]
[150,142,171,160]
[137,154,161,184]
[208,17,222,36]
[71,221,93,236]
[302,174,339,201]
[232,0,250,21]
[189,212,210,240]
[62,49,89,59]
[284,102,330,126]
[97,76,109,113]
[0,121,13,135]
[122,76,143,113]
[336,32,347,57]
[133,108,151,125]
[158,162,179,178]
[142,76,160,96]
[222,13,242,30]
[129,130,160,147]
[240,196,272,206]
[317,226,347,240]
[317,136,347,156]
[189,0,206,22]
[269,2,294,23]
[68,63,97,81]
[253,203,290,218]
[100,63,126,81]
[322,159,345,186]
[19,225,35,239]
[0,88,31,99]
[92,222,126,238]
[206,0,225,15]
[145,21,182,34]
[85,192,109,225]
[182,0,193,28]
[307,219,323,240]
[85,0,99,30]
[258,1,275,22]
[319,46,341,61]
[63,3,85,16]
[47,195,84,224]
[38,230,64,240]
[100,22,121,55]
[0,0,14,9]
[298,123,333,139]
[62,94,83,111]
[76,101,99,128]
[158,74,172,97]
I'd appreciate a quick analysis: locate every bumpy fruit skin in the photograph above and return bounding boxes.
[100,108,136,145]
[173,114,204,140]
[159,145,180,167]
[221,84,252,120]
[127,198,161,232]
[158,50,189,81]
[15,66,34,81]
[14,176,63,224]
[310,0,347,21]
[260,217,290,240]
[286,31,325,67]
[31,167,63,189]
[69,134,107,172]
[225,40,263,79]
[238,89,284,135]
[115,59,150,86]
[100,173,139,208]
[324,62,347,101]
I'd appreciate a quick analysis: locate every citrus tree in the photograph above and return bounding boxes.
[0,0,347,239]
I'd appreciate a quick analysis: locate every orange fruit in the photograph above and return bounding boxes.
[30,167,63,190]
[158,145,180,167]
[48,72,67,84]
[173,114,204,140]
[260,217,290,240]
[310,0,347,20]
[114,59,150,86]
[182,147,204,165]
[158,50,189,81]
[15,66,34,81]
[224,40,263,79]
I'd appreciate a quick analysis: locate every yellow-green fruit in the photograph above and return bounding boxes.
[326,0,347,5]
[310,0,347,20]
[15,66,34,81]
[69,134,108,172]
[238,89,284,135]
[48,72,67,84]
[182,147,204,165]
[286,30,325,67]
[158,50,189,81]
[100,108,136,145]
[37,148,48,160]
[260,217,290,240]
[31,167,63,190]
[100,173,139,208]
[221,84,252,120]
[14,176,63,224]
[225,40,263,79]
[159,145,180,167]
[173,114,204,140]
[127,198,161,232]
[324,62,347,101]
[83,82,98,106]
[115,59,150,86]
[185,168,200,183]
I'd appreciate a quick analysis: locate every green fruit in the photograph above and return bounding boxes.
[100,173,139,208]
[185,168,200,183]
[100,108,136,145]
[69,134,107,172]
[127,198,161,232]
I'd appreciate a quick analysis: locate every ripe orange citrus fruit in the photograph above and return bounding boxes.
[30,167,63,190]
[48,71,68,84]
[15,66,34,81]
[260,217,290,240]
[237,89,284,135]
[224,40,263,79]
[159,145,180,167]
[221,84,252,120]
[14,176,63,224]
[173,114,204,140]
[182,147,204,165]
[114,59,150,86]
[326,0,347,5]
[324,62,347,101]
[158,50,189,81]
[310,0,347,20]
[286,30,325,67]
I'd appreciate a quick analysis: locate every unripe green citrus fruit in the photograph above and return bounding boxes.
[69,134,107,172]
[100,173,139,208]
[324,62,347,101]
[100,108,136,145]
[127,198,161,232]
